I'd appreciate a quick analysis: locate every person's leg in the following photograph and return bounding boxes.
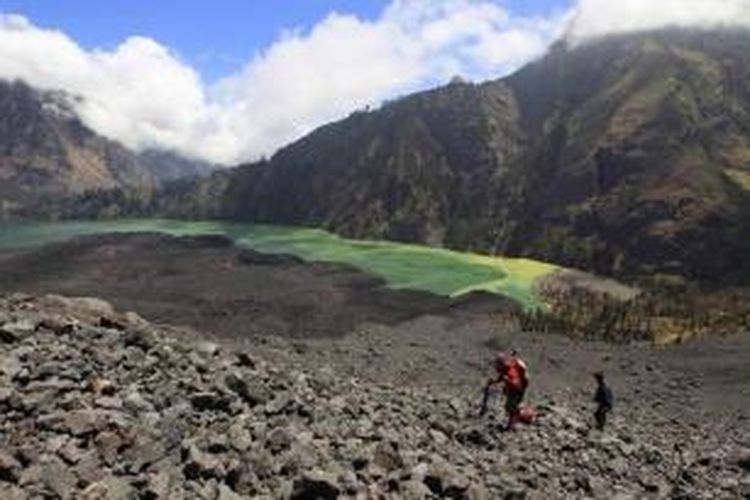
[595,407,606,430]
[505,390,522,430]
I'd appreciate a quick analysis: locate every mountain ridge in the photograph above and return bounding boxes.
[0,79,217,219]
[159,28,750,285]
[0,79,155,218]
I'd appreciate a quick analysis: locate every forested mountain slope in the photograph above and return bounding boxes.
[169,29,750,283]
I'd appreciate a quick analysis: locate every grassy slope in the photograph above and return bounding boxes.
[0,220,557,309]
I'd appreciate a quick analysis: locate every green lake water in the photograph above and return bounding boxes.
[0,219,557,309]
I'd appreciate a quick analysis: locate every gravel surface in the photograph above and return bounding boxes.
[0,233,748,498]
[1,294,748,498]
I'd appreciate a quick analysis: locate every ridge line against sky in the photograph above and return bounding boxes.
[0,0,749,165]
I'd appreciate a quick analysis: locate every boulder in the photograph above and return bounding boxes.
[734,448,750,472]
[123,434,167,473]
[122,390,154,413]
[424,457,470,498]
[66,409,110,437]
[265,393,293,415]
[73,449,105,486]
[224,372,272,406]
[80,475,137,500]
[190,392,232,412]
[0,449,22,483]
[57,439,87,465]
[218,483,244,500]
[235,351,257,368]
[145,471,173,498]
[266,428,293,454]
[89,377,117,396]
[41,455,78,500]
[373,441,403,472]
[95,429,134,466]
[182,444,223,480]
[291,470,340,500]
[122,329,157,352]
[225,461,258,495]
[0,319,36,342]
[0,354,23,382]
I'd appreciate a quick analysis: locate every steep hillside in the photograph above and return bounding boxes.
[221,81,525,249]
[178,29,750,284]
[504,29,750,282]
[0,80,217,218]
[0,80,154,218]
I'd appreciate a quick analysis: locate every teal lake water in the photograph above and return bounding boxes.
[0,220,557,309]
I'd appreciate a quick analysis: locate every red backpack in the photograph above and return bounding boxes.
[504,357,528,391]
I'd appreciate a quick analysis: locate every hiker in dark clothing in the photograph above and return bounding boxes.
[593,372,613,430]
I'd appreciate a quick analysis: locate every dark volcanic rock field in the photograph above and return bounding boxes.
[0,233,517,340]
[0,294,748,499]
[0,233,748,498]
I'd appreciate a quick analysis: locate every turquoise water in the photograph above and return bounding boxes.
[0,219,556,309]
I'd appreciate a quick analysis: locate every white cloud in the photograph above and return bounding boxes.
[209,1,567,162]
[0,14,210,157]
[568,0,750,42]
[0,2,564,164]
[1,1,748,165]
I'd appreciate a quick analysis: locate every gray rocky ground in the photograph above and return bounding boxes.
[1,293,749,499]
[1,233,749,498]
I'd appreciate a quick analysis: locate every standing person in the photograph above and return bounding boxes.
[481,351,529,430]
[593,372,613,430]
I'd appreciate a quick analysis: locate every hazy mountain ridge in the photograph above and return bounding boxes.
[168,28,750,284]
[0,80,217,219]
[0,80,154,218]
[138,149,217,185]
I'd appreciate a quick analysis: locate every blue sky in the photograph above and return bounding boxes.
[0,0,568,81]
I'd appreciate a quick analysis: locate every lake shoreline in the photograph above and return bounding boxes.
[0,218,558,308]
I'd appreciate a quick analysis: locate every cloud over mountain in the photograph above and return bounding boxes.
[0,2,565,164]
[0,0,748,164]
[568,0,750,42]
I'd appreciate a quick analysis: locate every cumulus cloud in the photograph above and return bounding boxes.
[1,1,749,165]
[0,14,210,157]
[568,0,750,41]
[209,1,568,162]
[0,2,564,164]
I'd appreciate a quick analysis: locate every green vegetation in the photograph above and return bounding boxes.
[0,220,557,309]
[726,169,750,191]
[518,285,750,345]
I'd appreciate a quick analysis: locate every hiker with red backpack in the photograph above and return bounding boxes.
[480,350,530,430]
